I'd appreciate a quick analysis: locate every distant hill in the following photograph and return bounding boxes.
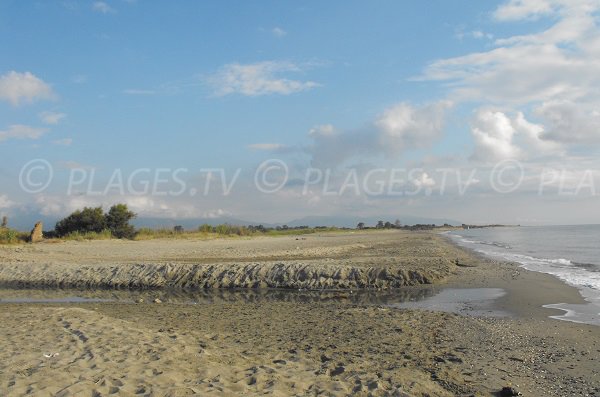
[132,217,277,230]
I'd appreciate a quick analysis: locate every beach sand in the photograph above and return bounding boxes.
[0,230,598,396]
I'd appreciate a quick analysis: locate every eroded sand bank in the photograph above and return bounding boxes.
[0,231,455,289]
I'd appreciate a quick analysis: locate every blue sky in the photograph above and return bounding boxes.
[2,0,600,227]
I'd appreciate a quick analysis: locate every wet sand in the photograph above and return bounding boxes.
[0,230,598,396]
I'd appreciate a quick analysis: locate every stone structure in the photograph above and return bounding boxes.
[29,222,44,243]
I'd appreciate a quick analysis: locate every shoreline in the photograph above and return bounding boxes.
[440,231,599,325]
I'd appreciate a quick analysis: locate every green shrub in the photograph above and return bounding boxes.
[106,204,136,239]
[62,229,113,241]
[55,204,137,239]
[55,207,106,237]
[198,224,213,233]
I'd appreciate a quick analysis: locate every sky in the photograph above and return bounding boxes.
[2,0,600,227]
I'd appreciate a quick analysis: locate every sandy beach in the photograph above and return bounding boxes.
[0,230,598,396]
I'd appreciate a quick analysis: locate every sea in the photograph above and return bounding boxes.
[447,225,600,326]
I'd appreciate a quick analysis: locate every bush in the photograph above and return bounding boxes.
[106,204,136,239]
[55,204,137,239]
[55,207,106,237]
[198,224,213,233]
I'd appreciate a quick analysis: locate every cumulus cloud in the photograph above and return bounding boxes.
[419,0,600,148]
[470,108,562,162]
[376,101,451,156]
[0,125,47,142]
[308,102,451,166]
[471,110,521,161]
[0,71,54,106]
[39,111,66,125]
[207,61,320,96]
[535,100,600,143]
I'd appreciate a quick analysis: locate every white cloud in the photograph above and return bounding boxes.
[0,195,13,209]
[92,1,115,14]
[0,125,47,142]
[419,0,600,148]
[0,71,54,106]
[308,102,451,166]
[471,30,494,40]
[535,100,600,143]
[456,29,494,41]
[375,101,452,156]
[207,61,320,96]
[470,108,563,162]
[471,109,521,162]
[309,124,336,137]
[272,27,287,37]
[493,0,558,21]
[412,172,436,188]
[39,111,66,125]
[53,138,73,146]
[421,1,600,103]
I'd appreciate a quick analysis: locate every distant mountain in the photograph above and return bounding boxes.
[132,217,277,230]
[284,215,461,228]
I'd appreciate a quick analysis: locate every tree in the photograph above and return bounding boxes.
[376,220,384,229]
[384,221,392,229]
[106,204,137,239]
[55,207,106,237]
[356,222,365,230]
[1,216,7,228]
[394,219,402,228]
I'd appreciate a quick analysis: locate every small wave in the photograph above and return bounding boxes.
[572,261,600,272]
[547,258,572,265]
[478,240,511,249]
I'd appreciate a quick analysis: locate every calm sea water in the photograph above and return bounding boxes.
[448,225,600,325]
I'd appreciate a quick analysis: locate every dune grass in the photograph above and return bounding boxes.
[0,224,345,245]
[134,225,343,241]
[60,229,114,241]
[0,228,29,244]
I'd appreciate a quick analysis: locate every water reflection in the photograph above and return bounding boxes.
[0,286,440,305]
